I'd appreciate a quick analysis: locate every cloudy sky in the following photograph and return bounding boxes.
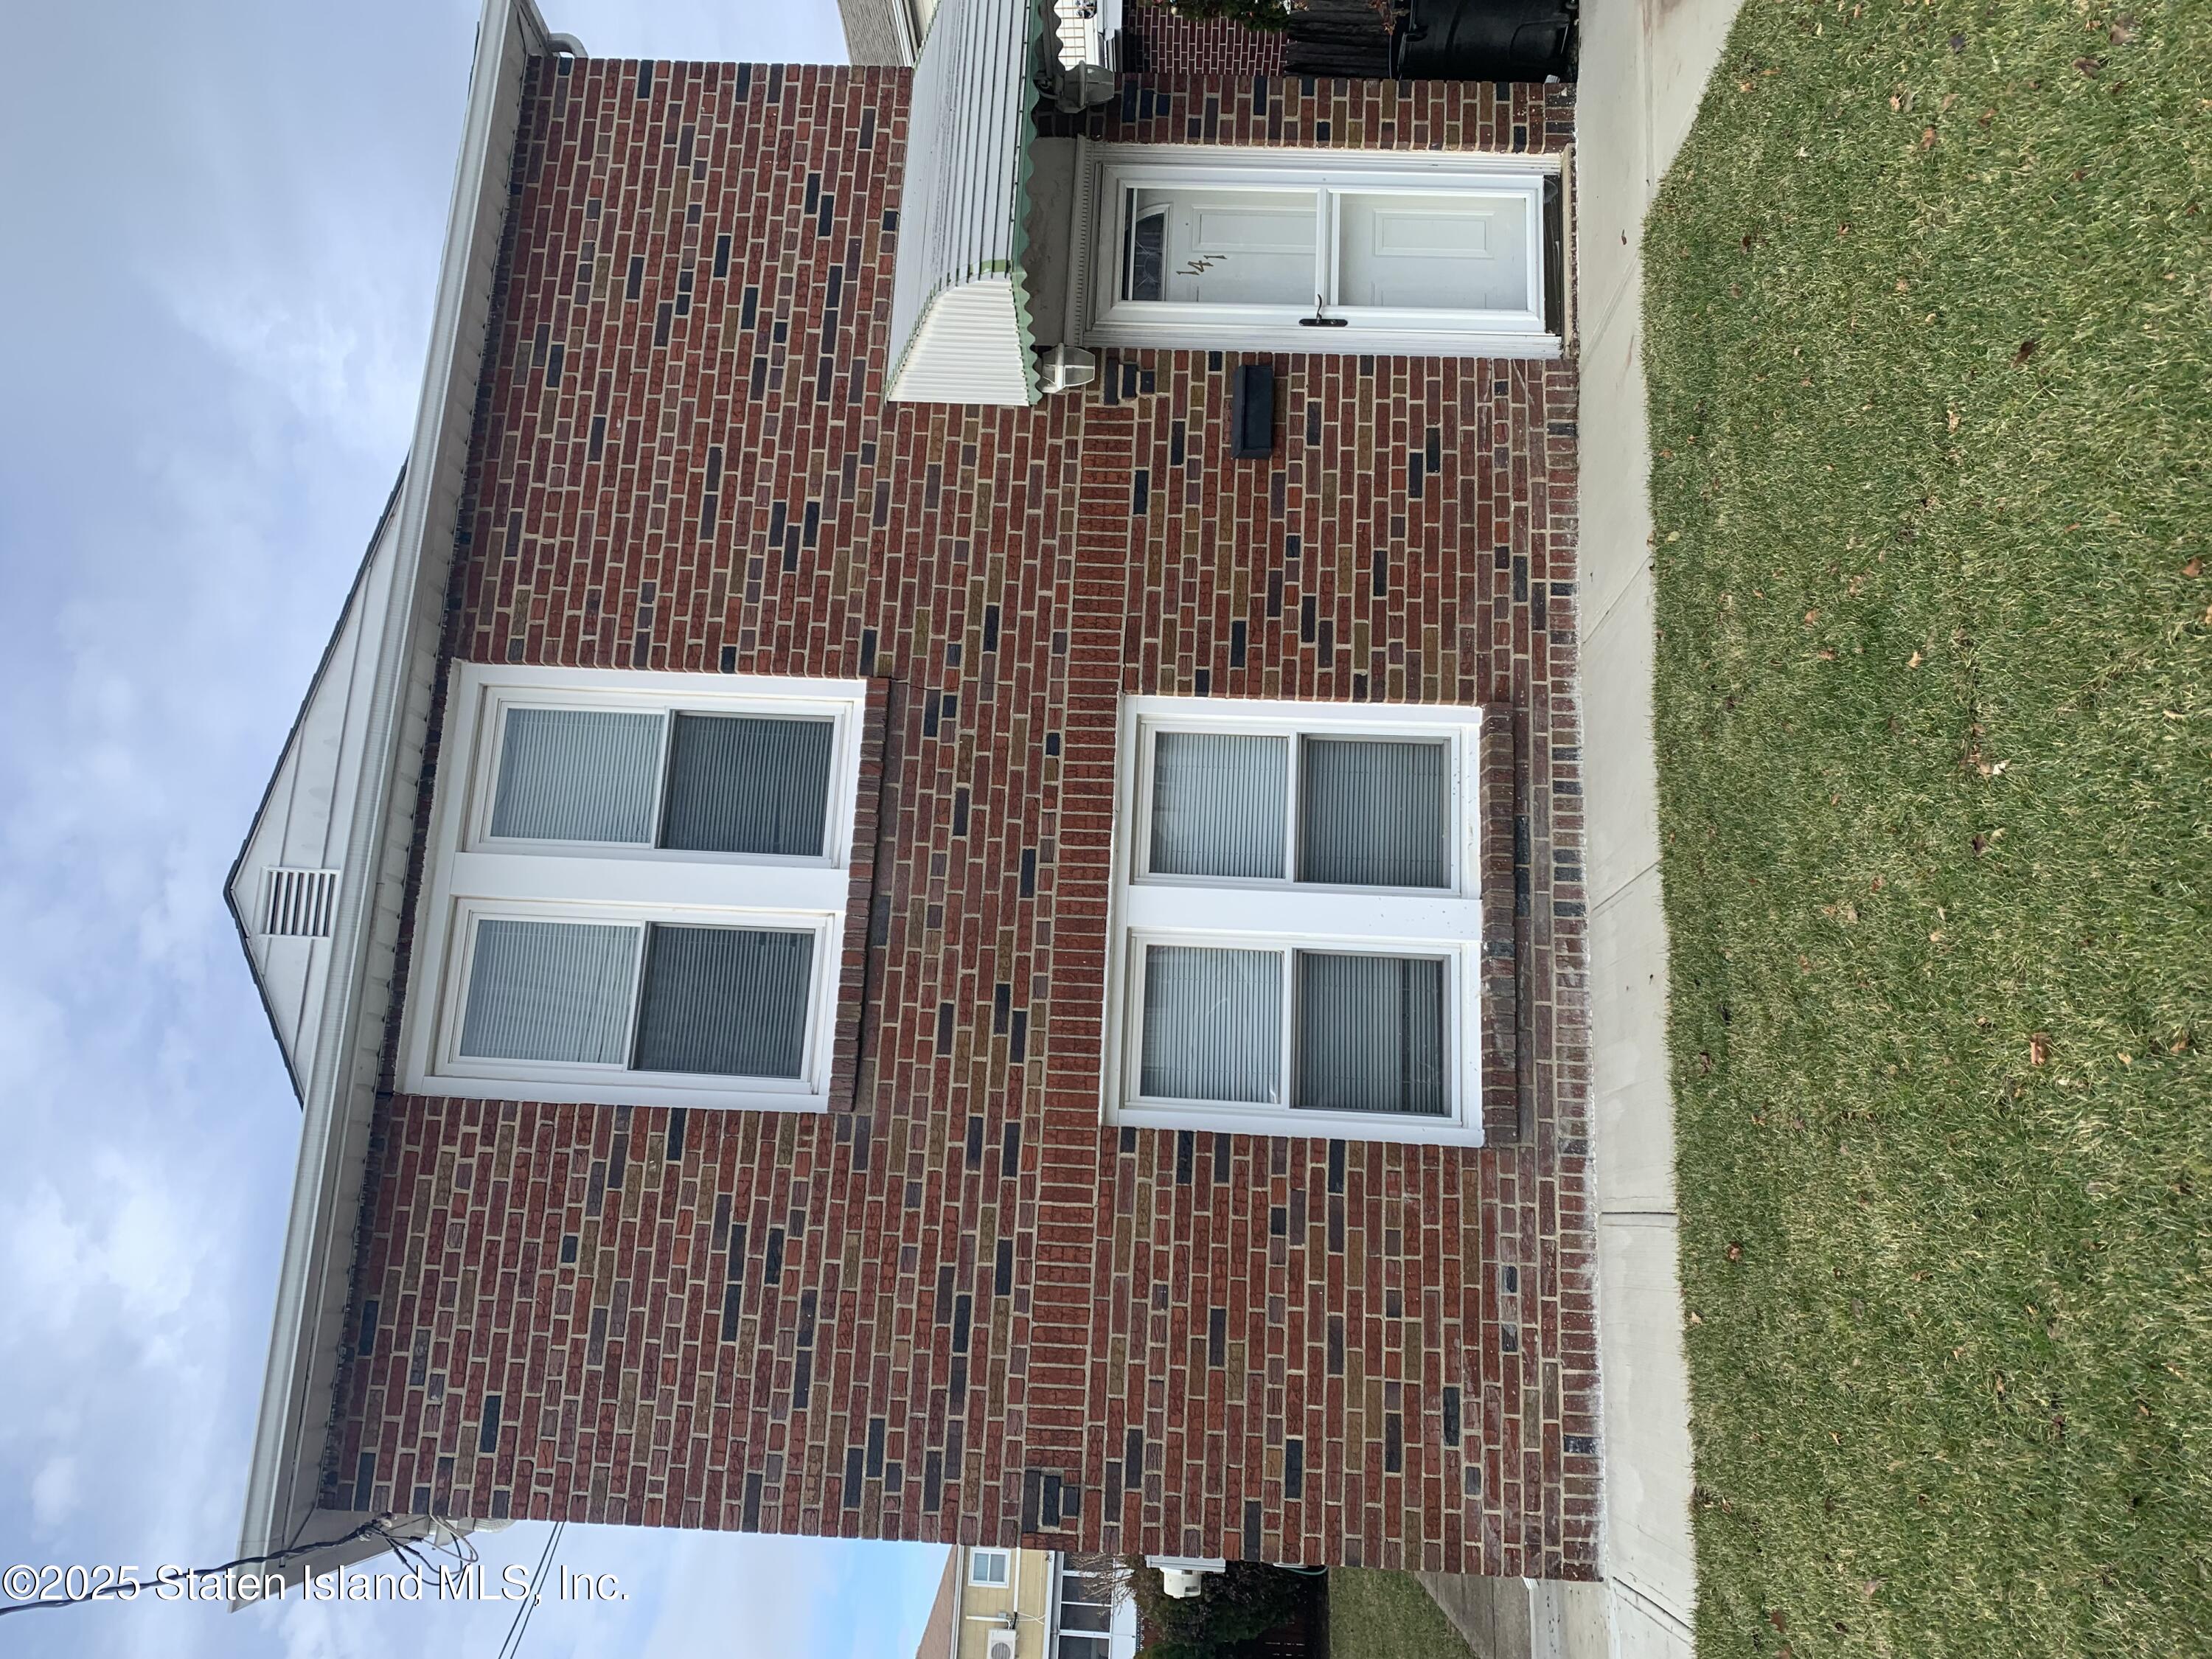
[0,1,947,1654]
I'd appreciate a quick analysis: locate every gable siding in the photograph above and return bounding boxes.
[330,58,1594,1577]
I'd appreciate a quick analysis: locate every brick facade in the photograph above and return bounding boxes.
[332,59,1596,1577]
[1121,3,1287,77]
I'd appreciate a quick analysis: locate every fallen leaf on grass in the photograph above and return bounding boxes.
[2031,1032,2052,1066]
[2183,556,2203,577]
[1909,650,1923,667]
[2014,338,2039,365]
[1726,1241,1744,1262]
[2075,56,2105,75]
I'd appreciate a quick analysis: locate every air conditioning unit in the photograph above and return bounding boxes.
[985,1629,1019,1659]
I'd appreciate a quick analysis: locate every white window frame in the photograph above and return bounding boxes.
[969,1548,1012,1587]
[1072,145,1559,359]
[400,662,870,1113]
[1102,695,1486,1147]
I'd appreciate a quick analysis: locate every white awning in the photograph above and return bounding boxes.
[884,0,1054,406]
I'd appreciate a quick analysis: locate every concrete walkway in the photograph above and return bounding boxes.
[1568,0,1747,1653]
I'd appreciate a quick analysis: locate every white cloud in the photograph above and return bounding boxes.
[32,1455,82,1530]
[0,1158,200,1340]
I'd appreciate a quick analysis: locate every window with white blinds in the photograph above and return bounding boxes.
[1107,697,1486,1147]
[402,664,868,1113]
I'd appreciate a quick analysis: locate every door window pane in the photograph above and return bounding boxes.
[633,925,813,1078]
[1295,952,1447,1116]
[1058,1601,1112,1633]
[1336,190,1532,313]
[1062,1569,1116,1604]
[1150,731,1289,878]
[1141,946,1283,1103]
[1298,737,1450,888]
[661,714,835,857]
[1056,1638,1110,1659]
[1124,187,1318,307]
[459,919,639,1064]
[490,708,664,843]
[1125,206,1166,302]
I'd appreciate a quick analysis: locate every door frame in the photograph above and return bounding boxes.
[1069,143,1565,358]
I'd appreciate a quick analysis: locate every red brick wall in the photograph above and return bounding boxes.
[331,58,1594,1577]
[1122,2,1287,76]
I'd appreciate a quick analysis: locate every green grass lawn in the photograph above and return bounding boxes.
[1325,1571,1474,1659]
[1643,1,2212,1653]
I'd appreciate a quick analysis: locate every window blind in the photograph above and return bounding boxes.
[1294,951,1447,1116]
[1298,737,1450,888]
[661,714,835,856]
[1149,731,1288,878]
[633,925,813,1079]
[488,707,664,843]
[1140,945,1282,1102]
[459,919,638,1064]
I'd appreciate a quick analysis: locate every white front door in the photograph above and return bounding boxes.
[1085,148,1558,358]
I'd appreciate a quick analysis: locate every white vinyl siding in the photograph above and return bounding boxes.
[1105,697,1486,1146]
[402,664,868,1113]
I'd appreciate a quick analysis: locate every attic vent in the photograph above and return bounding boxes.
[260,867,340,939]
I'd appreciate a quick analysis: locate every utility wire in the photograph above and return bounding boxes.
[492,1518,566,1659]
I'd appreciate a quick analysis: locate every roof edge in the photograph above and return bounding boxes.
[235,0,557,1584]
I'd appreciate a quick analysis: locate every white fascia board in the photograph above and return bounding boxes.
[234,0,560,1596]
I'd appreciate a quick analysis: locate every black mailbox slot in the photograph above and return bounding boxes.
[1231,364,1276,459]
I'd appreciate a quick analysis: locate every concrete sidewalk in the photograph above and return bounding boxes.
[1568,0,1745,1653]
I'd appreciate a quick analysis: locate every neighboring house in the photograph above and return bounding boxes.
[228,0,1593,1596]
[914,1545,1138,1659]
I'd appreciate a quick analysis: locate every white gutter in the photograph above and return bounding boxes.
[234,0,562,1590]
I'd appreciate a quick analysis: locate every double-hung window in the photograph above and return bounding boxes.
[1105,698,1487,1146]
[1078,147,1559,358]
[401,664,868,1113]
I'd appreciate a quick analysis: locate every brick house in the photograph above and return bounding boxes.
[229,0,1595,1596]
